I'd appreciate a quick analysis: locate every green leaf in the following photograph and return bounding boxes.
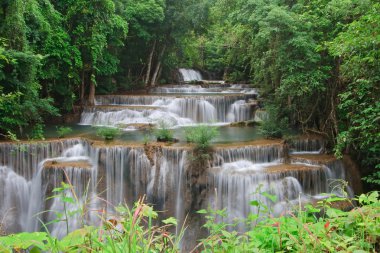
[62,196,75,204]
[162,217,177,226]
[262,192,277,203]
[0,232,49,250]
[250,200,260,207]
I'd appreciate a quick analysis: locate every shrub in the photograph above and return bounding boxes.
[196,191,380,252]
[185,124,219,150]
[260,106,288,139]
[30,124,45,140]
[56,126,73,138]
[154,121,174,142]
[96,127,121,140]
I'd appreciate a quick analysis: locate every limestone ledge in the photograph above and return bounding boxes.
[43,160,92,170]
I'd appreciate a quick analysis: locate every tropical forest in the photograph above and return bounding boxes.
[0,0,379,252]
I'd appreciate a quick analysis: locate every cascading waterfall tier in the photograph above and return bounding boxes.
[81,93,257,128]
[0,137,358,238]
[207,141,355,230]
[178,68,203,82]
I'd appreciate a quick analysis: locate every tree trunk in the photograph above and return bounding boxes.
[88,72,96,106]
[145,40,156,86]
[80,70,85,105]
[150,44,166,87]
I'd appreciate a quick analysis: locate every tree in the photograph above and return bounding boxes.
[65,0,128,105]
[330,3,380,185]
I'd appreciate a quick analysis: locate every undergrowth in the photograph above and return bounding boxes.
[0,186,379,253]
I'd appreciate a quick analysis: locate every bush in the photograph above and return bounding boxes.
[96,127,121,140]
[185,124,219,150]
[30,124,45,140]
[56,126,73,138]
[154,121,174,142]
[260,106,288,139]
[197,191,380,252]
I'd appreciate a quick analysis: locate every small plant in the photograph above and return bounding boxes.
[30,124,45,140]
[185,124,219,150]
[195,191,380,252]
[0,191,184,253]
[96,126,121,140]
[56,126,73,138]
[154,121,174,142]
[6,131,19,142]
[260,106,288,139]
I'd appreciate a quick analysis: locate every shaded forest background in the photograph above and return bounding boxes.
[0,0,378,188]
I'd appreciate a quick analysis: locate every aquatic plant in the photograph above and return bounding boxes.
[185,124,219,150]
[96,127,121,141]
[154,121,174,142]
[56,126,73,138]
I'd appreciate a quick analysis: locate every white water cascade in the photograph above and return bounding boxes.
[81,93,257,129]
[179,68,203,82]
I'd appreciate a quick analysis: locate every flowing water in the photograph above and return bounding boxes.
[0,80,358,246]
[81,93,257,129]
[179,68,203,82]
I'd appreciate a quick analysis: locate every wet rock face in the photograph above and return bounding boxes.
[185,148,213,212]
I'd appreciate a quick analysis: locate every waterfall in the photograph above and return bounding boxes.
[94,146,152,211]
[227,100,254,122]
[0,166,30,233]
[0,137,357,238]
[290,137,325,154]
[152,85,206,93]
[0,139,88,180]
[254,109,269,122]
[207,143,352,230]
[213,144,284,165]
[81,94,257,128]
[179,68,203,82]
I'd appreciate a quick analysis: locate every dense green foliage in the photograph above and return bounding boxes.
[197,191,380,252]
[260,106,288,139]
[0,0,378,183]
[191,0,379,185]
[0,0,209,137]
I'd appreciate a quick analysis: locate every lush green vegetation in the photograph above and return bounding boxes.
[197,191,380,252]
[56,126,73,138]
[185,124,219,150]
[0,188,379,252]
[196,0,380,187]
[96,127,121,140]
[154,121,175,142]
